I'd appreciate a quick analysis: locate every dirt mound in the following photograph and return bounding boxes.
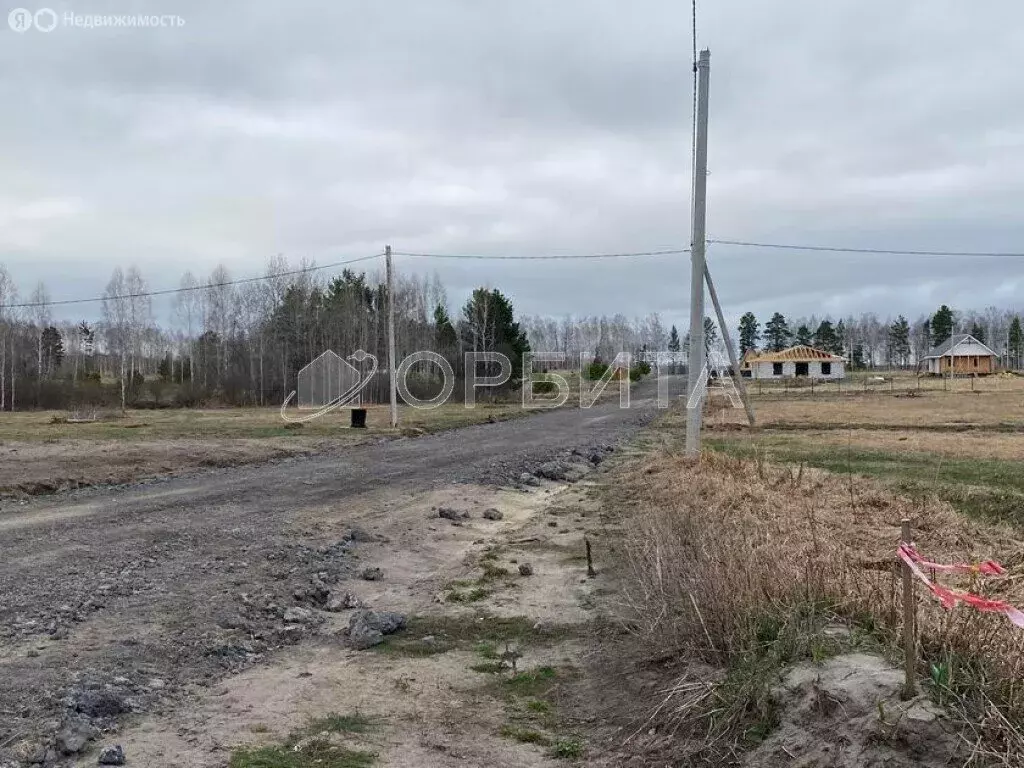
[744,653,960,767]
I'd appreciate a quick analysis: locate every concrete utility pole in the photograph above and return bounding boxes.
[686,48,711,457]
[385,245,398,427]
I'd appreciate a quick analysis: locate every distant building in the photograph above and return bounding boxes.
[921,334,999,375]
[741,345,846,380]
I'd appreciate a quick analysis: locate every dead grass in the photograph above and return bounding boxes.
[737,380,1024,430]
[0,403,526,442]
[776,428,1024,461]
[615,447,1024,764]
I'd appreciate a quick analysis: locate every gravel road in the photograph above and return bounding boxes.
[0,379,681,766]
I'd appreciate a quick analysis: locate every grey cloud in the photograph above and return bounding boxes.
[1,0,1024,334]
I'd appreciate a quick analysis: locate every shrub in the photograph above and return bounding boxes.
[533,380,558,395]
[587,362,609,380]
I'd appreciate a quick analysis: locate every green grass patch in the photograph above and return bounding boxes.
[499,725,552,746]
[305,713,376,736]
[475,641,499,659]
[470,661,507,674]
[478,563,512,583]
[229,741,375,768]
[526,699,552,714]
[446,587,491,603]
[707,435,1024,527]
[371,615,575,657]
[504,666,558,697]
[230,712,378,768]
[550,738,585,759]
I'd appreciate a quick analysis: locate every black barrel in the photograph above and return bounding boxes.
[350,408,368,428]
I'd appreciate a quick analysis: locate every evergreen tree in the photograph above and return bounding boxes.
[795,324,812,345]
[887,315,911,366]
[682,317,718,362]
[737,312,759,354]
[157,353,173,381]
[40,325,63,377]
[433,303,458,349]
[461,288,530,384]
[835,320,847,357]
[852,343,866,369]
[1010,316,1023,370]
[764,312,791,352]
[667,325,681,355]
[970,321,986,344]
[931,305,955,346]
[813,320,839,354]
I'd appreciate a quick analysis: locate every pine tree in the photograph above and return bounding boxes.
[1009,316,1023,370]
[835,320,847,357]
[738,312,759,354]
[433,303,457,349]
[970,321,986,344]
[667,325,681,355]
[460,288,530,384]
[852,343,866,369]
[682,317,719,362]
[764,313,791,352]
[813,320,839,354]
[887,315,911,367]
[795,324,812,345]
[931,305,955,346]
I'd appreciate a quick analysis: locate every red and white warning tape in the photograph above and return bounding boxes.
[898,544,1024,629]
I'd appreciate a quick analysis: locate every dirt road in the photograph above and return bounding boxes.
[0,381,678,767]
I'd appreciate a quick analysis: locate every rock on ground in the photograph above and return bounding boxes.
[346,609,408,650]
[360,567,384,581]
[743,652,960,767]
[98,744,127,765]
[483,508,504,521]
[324,590,362,611]
[55,718,99,755]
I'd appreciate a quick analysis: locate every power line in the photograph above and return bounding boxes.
[7,253,384,309]
[708,239,1024,258]
[391,248,690,260]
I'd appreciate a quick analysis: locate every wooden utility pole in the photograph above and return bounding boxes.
[385,245,398,427]
[704,263,755,426]
[901,518,917,697]
[685,48,711,457]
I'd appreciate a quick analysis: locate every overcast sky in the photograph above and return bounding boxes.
[2,0,1024,332]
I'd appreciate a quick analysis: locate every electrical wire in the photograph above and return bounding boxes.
[708,239,1024,258]
[391,248,690,261]
[6,253,384,309]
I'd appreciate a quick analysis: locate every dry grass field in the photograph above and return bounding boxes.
[620,373,1024,762]
[703,373,1024,528]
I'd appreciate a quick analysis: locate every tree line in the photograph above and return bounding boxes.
[734,304,1024,369]
[0,259,531,411]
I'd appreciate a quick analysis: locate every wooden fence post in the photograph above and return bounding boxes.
[901,518,917,697]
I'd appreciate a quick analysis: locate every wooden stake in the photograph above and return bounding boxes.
[585,537,596,578]
[901,518,917,697]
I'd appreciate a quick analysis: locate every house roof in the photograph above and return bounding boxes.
[745,344,845,363]
[922,334,998,359]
